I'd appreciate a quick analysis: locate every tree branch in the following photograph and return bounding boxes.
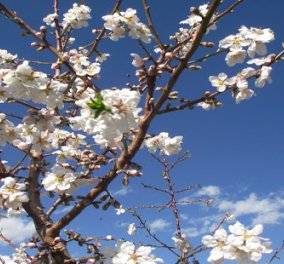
[141,0,164,49]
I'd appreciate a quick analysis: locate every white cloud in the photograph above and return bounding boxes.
[0,217,36,244]
[184,214,224,237]
[149,218,171,232]
[180,226,203,238]
[113,186,133,196]
[196,185,221,197]
[180,214,188,221]
[217,192,284,225]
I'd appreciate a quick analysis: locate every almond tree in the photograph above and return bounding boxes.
[0,1,283,263]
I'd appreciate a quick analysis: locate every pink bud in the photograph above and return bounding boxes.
[31,42,39,47]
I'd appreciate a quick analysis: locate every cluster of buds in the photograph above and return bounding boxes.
[31,26,48,51]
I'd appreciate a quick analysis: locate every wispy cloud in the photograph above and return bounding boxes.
[178,185,221,207]
[113,186,133,196]
[149,218,171,232]
[182,214,225,238]
[163,189,284,241]
[195,185,221,197]
[0,217,36,244]
[217,192,284,225]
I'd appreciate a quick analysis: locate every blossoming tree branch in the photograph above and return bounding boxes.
[0,0,283,263]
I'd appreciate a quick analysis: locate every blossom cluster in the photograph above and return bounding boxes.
[196,25,275,110]
[144,132,183,156]
[202,221,272,263]
[204,63,272,108]
[199,61,273,110]
[0,108,91,204]
[219,26,274,66]
[171,4,217,57]
[70,88,142,149]
[0,1,280,263]
[102,8,151,43]
[0,54,67,109]
[65,48,101,77]
[102,241,163,264]
[0,177,28,215]
[62,3,92,29]
[180,4,217,31]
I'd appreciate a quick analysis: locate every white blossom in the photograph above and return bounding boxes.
[0,177,28,215]
[197,101,216,111]
[127,223,136,235]
[67,49,101,77]
[144,132,183,156]
[255,66,272,88]
[96,53,110,63]
[235,88,255,104]
[62,3,91,29]
[219,34,251,50]
[225,47,247,67]
[203,221,272,264]
[239,26,274,58]
[247,56,272,66]
[0,49,17,65]
[202,228,236,263]
[102,9,151,43]
[209,73,235,92]
[130,53,144,67]
[227,221,272,262]
[239,26,274,44]
[69,88,141,149]
[42,165,87,194]
[43,13,58,27]
[108,241,163,264]
[0,113,17,146]
[115,205,126,215]
[180,4,216,31]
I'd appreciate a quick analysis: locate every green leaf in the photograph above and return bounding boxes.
[87,93,113,118]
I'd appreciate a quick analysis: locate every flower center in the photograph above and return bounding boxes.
[129,252,138,261]
[55,175,64,183]
[233,38,241,45]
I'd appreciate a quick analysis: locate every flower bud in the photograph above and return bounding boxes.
[200,41,214,48]
[105,235,113,240]
[165,52,174,60]
[40,26,47,34]
[31,42,40,47]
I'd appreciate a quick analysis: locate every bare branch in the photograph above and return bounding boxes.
[141,0,164,49]
[86,0,123,58]
[267,241,284,264]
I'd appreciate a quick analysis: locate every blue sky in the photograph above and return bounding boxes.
[0,0,284,263]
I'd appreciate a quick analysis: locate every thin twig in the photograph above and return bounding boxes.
[132,210,179,257]
[267,241,284,264]
[141,0,164,49]
[0,3,100,92]
[8,99,40,110]
[137,39,156,63]
[47,196,68,217]
[86,0,123,58]
[212,0,244,24]
[9,151,29,175]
